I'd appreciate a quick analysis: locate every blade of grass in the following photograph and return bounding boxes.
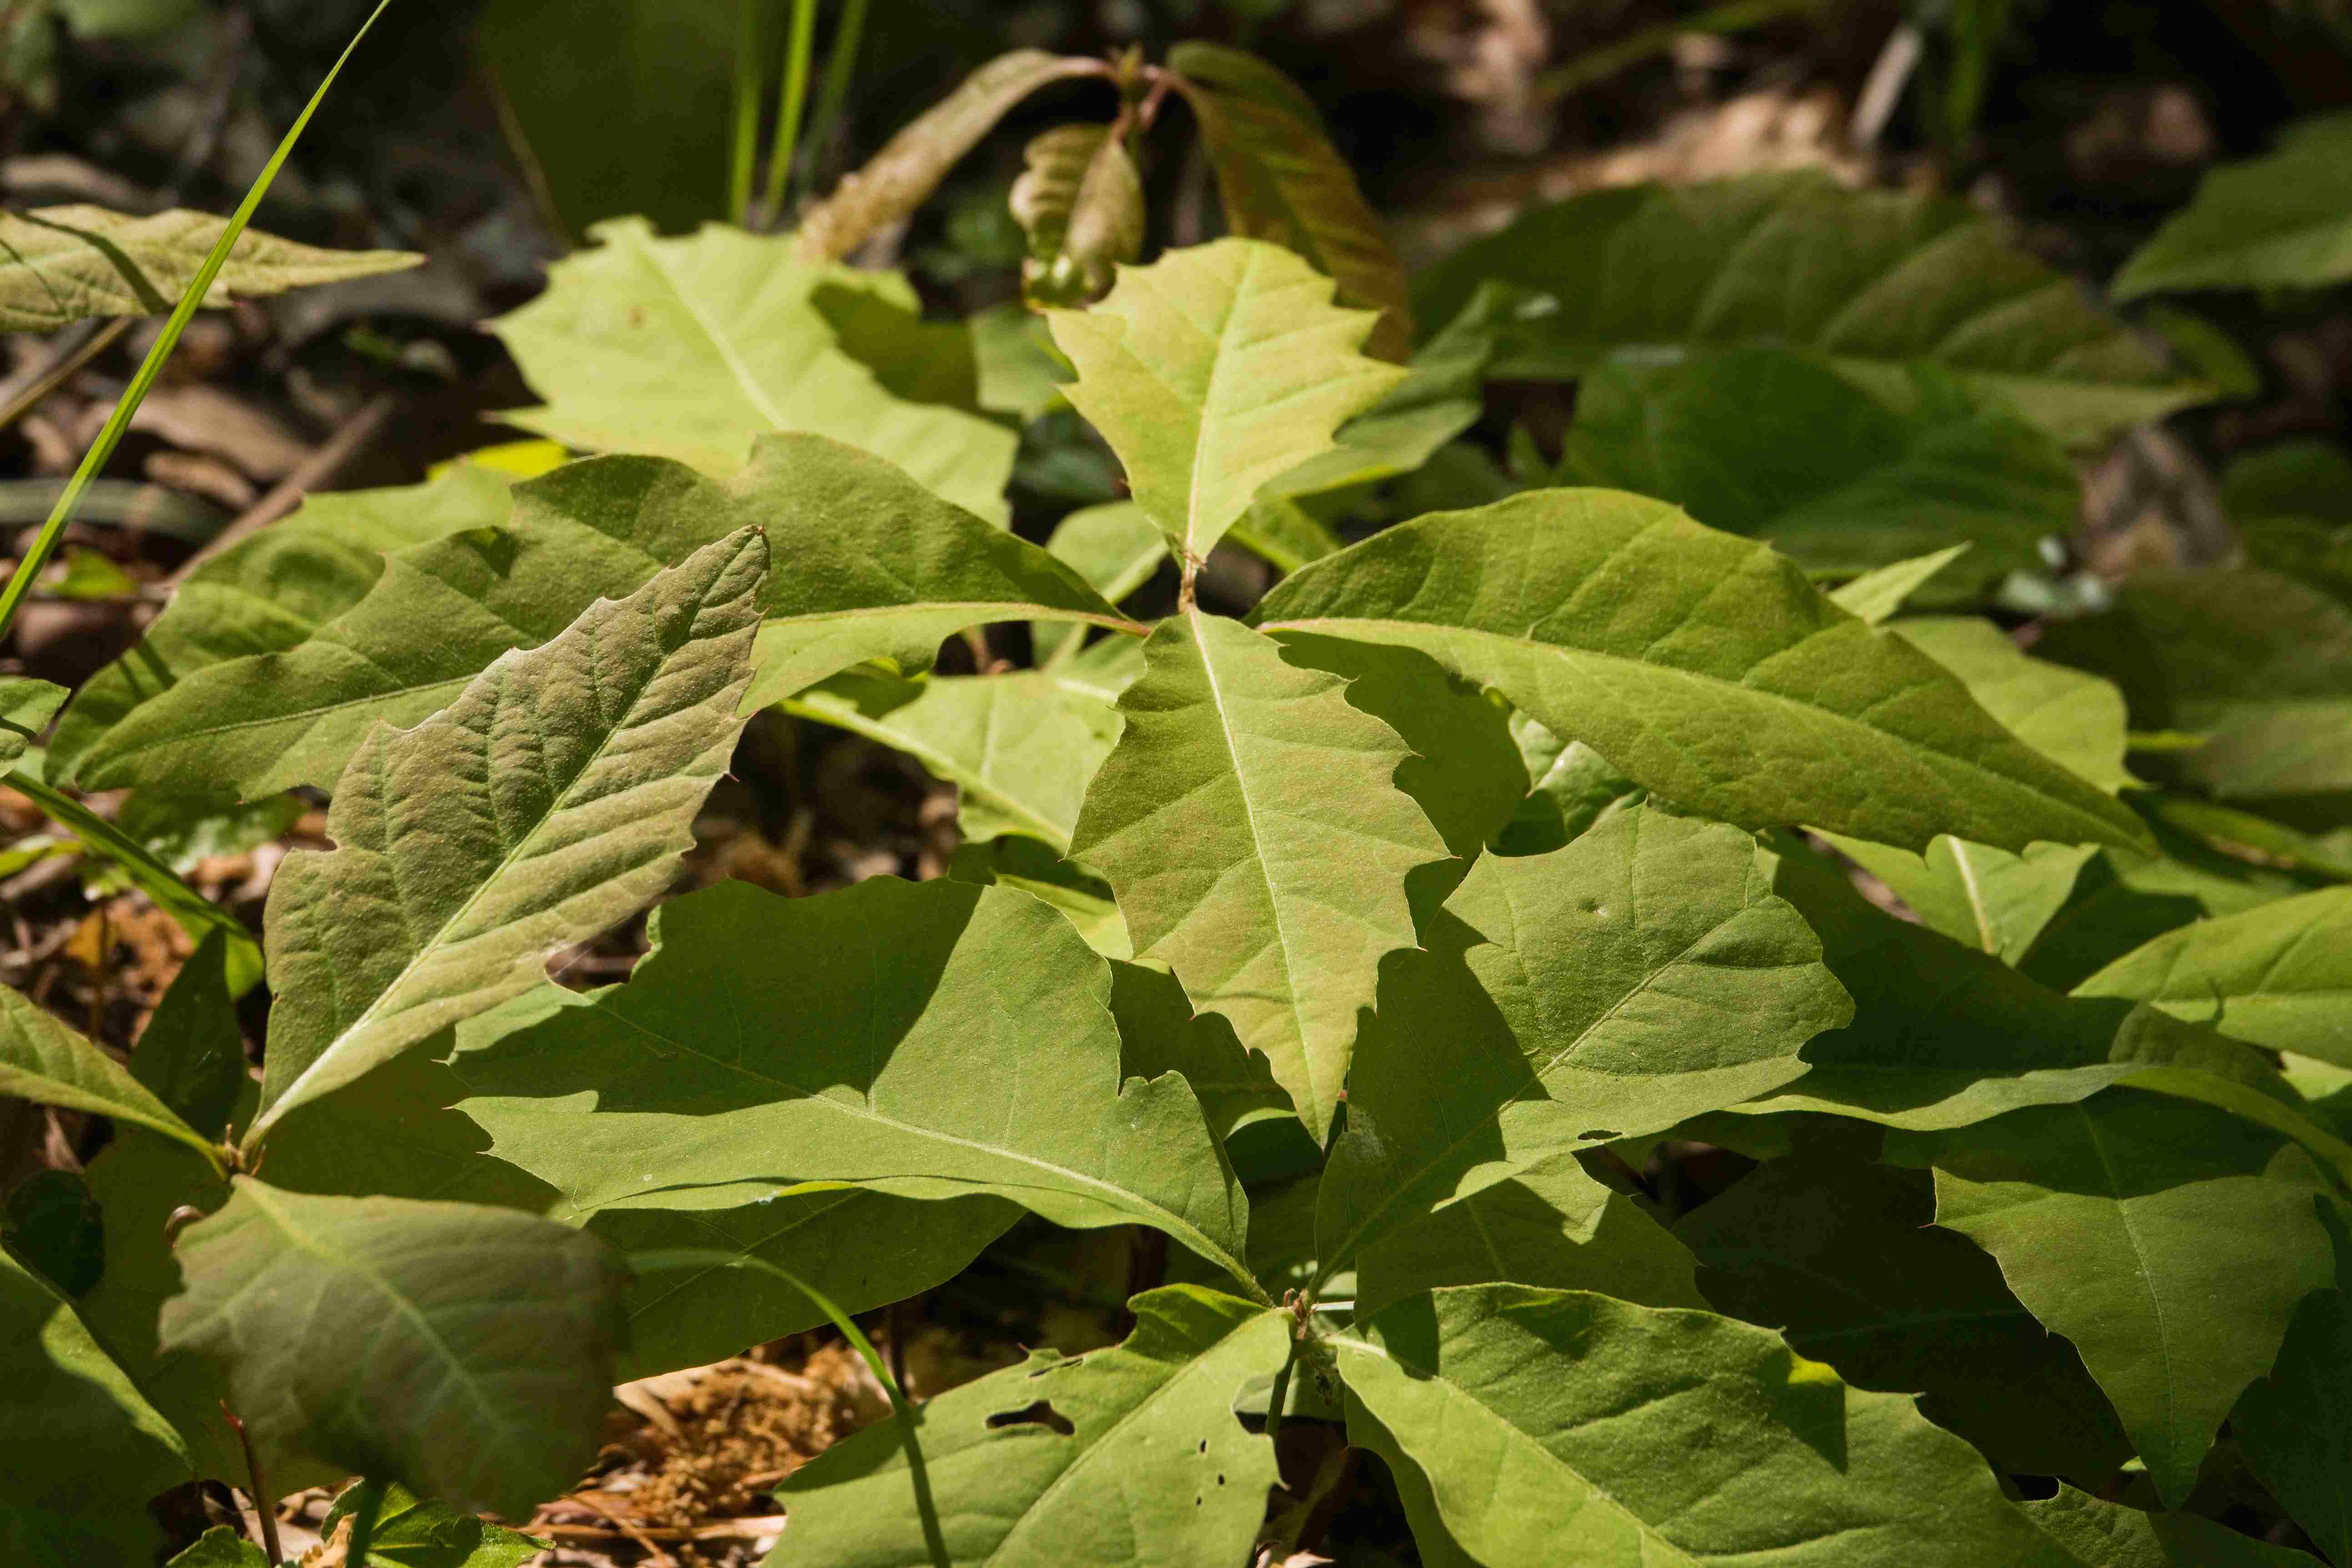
[6,772,263,995]
[0,0,396,643]
[797,0,871,192]
[760,0,821,222]
[730,0,766,226]
[631,1247,949,1566]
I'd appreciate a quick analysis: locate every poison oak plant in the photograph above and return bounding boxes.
[6,36,2352,1568]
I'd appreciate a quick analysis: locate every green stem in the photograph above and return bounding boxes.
[632,1248,949,1566]
[1263,1336,1298,1450]
[800,0,871,190]
[342,1478,383,1565]
[761,0,822,222]
[730,0,766,226]
[0,0,395,644]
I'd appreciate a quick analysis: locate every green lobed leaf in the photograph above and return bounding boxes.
[243,528,766,1148]
[1888,1091,2337,1505]
[2073,885,2352,1065]
[1049,238,1407,566]
[947,835,1133,960]
[1318,808,1848,1284]
[255,1050,554,1214]
[163,1527,267,1567]
[1679,1151,2130,1478]
[2114,109,2352,300]
[0,677,65,768]
[490,219,1017,521]
[0,1243,188,1563]
[1494,711,1645,856]
[2231,1289,2352,1567]
[1165,43,1416,361]
[1355,1151,1704,1320]
[456,876,1256,1294]
[1334,1284,2081,1568]
[769,1285,1285,1568]
[787,667,1119,854]
[0,981,217,1164]
[2021,831,2317,993]
[1069,610,1449,1141]
[49,466,513,786]
[2024,1486,2322,1568]
[159,1180,626,1521]
[1413,171,2208,447]
[1253,489,2150,855]
[0,204,417,331]
[1563,350,2078,601]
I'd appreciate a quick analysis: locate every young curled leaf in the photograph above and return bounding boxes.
[1011,123,1145,307]
[796,50,1108,263]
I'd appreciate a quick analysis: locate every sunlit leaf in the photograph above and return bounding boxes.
[1070,611,1447,1141]
[2114,109,2352,299]
[1889,1091,2336,1505]
[2024,1486,2322,1567]
[0,981,217,1163]
[1050,239,1406,566]
[457,877,1257,1294]
[1011,123,1144,307]
[244,528,766,1147]
[771,1286,1285,1568]
[0,205,417,331]
[491,219,1017,521]
[1254,489,2151,854]
[1319,808,1846,1282]
[2074,884,2352,1065]
[1334,1285,2081,1568]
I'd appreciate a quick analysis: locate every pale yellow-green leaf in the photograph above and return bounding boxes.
[1049,239,1405,565]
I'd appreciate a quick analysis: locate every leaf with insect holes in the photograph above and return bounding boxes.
[1889,1091,2337,1506]
[1316,808,1847,1281]
[0,205,417,331]
[1253,489,2151,855]
[1069,610,1448,1143]
[492,219,1016,521]
[242,529,766,1149]
[1414,171,2208,447]
[771,1286,1286,1568]
[1049,239,1406,566]
[1333,1286,2081,1568]
[2074,884,2352,1065]
[0,1243,189,1564]
[159,1180,625,1521]
[455,877,1257,1295]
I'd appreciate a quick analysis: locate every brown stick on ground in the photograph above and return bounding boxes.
[164,394,396,586]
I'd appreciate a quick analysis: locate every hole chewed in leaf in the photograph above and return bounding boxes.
[986,1400,1076,1436]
